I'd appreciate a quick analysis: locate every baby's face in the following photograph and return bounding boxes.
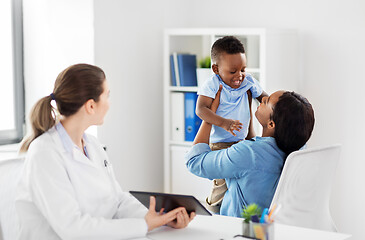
[215,53,246,89]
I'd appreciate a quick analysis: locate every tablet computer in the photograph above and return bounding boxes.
[130,191,212,216]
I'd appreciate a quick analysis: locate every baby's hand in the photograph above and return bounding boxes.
[222,119,243,136]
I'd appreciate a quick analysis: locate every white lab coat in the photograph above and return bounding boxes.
[15,126,148,240]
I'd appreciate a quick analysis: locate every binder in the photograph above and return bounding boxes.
[170,54,177,86]
[184,92,201,141]
[171,92,185,141]
[177,54,197,86]
[170,52,180,86]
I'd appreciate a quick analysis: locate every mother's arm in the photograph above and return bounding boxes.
[186,136,254,180]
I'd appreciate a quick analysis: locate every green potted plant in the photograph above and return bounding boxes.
[196,56,213,87]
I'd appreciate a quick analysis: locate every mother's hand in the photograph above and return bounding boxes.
[210,85,222,113]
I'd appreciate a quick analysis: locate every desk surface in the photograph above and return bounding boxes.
[145,215,351,240]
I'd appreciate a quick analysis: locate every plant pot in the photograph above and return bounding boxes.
[242,221,254,238]
[242,221,275,240]
[196,68,213,88]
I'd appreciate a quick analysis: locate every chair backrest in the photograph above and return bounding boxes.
[270,144,341,232]
[0,157,24,240]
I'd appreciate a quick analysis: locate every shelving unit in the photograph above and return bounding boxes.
[163,28,267,201]
[169,86,198,92]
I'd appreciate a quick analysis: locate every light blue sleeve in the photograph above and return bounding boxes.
[197,75,219,99]
[185,142,256,179]
[246,74,263,98]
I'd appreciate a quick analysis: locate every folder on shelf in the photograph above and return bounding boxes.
[184,92,201,142]
[177,54,197,86]
[170,52,180,86]
[171,92,185,141]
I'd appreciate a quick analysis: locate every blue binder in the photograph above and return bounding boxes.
[177,54,197,86]
[184,92,202,141]
[170,54,177,86]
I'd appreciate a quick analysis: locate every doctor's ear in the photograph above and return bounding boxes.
[84,99,96,114]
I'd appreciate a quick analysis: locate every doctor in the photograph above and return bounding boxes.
[17,63,195,240]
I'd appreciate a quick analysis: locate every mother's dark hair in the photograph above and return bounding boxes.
[272,92,315,155]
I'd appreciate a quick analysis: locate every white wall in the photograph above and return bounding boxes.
[94,1,165,192]
[23,0,94,118]
[94,0,365,239]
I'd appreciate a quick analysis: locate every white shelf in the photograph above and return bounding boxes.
[246,68,261,73]
[169,140,194,147]
[169,86,198,92]
[164,28,267,194]
[165,28,266,36]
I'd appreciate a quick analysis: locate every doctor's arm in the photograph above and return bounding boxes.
[29,150,148,239]
[114,176,195,230]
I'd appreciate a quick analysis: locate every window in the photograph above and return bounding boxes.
[0,0,24,145]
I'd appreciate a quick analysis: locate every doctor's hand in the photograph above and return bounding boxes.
[144,196,195,231]
[166,206,195,229]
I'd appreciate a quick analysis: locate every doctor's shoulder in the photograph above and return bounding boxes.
[26,129,63,164]
[28,130,56,151]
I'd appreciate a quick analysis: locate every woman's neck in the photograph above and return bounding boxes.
[60,116,88,150]
[261,127,274,138]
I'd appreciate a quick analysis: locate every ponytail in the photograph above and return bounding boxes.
[19,95,57,153]
[19,63,105,153]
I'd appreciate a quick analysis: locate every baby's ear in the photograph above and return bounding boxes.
[212,64,219,74]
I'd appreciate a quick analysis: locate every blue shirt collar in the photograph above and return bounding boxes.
[55,122,89,154]
[216,74,249,91]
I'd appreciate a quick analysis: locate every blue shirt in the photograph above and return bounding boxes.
[198,74,263,143]
[185,137,285,217]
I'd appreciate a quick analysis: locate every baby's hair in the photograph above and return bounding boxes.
[211,36,245,64]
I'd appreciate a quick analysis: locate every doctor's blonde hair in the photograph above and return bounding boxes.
[20,64,106,153]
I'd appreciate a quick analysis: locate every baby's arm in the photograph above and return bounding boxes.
[246,90,256,140]
[255,90,269,103]
[196,95,242,136]
[246,89,268,139]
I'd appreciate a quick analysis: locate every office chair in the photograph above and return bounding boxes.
[0,157,24,240]
[270,144,341,232]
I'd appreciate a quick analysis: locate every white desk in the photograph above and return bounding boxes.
[146,215,351,240]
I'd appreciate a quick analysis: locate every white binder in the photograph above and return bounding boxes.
[170,92,185,141]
